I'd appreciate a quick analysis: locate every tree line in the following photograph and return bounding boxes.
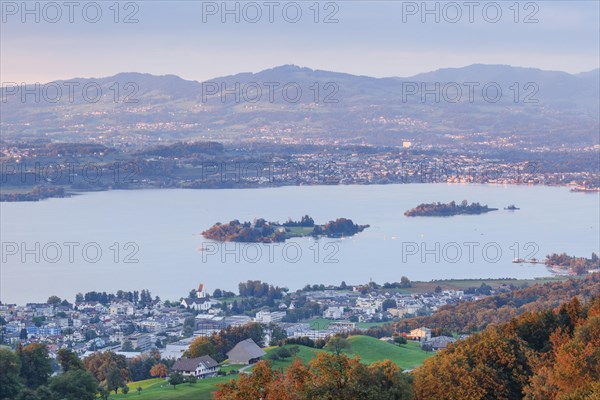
[74,289,155,306]
[394,273,600,334]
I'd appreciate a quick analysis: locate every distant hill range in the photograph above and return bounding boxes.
[2,64,598,146]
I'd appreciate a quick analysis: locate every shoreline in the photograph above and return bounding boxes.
[0,181,591,203]
[0,275,575,306]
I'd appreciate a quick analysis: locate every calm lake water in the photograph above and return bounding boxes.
[1,184,599,304]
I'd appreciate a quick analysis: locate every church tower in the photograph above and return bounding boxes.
[197,283,207,298]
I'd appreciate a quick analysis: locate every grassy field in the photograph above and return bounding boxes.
[356,321,389,329]
[113,377,233,400]
[305,317,387,330]
[217,364,243,374]
[262,336,431,371]
[306,317,333,329]
[260,343,326,371]
[345,336,432,370]
[283,226,315,237]
[114,335,432,399]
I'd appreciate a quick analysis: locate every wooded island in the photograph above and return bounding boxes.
[202,215,369,243]
[404,200,498,217]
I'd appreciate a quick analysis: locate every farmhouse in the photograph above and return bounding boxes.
[172,355,219,378]
[226,338,265,365]
[408,327,432,341]
[421,335,456,351]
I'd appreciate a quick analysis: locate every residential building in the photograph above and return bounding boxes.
[161,341,190,360]
[323,306,345,319]
[292,329,333,340]
[127,333,153,352]
[329,321,356,332]
[421,335,456,350]
[109,301,134,316]
[255,310,286,323]
[172,355,219,378]
[408,327,432,341]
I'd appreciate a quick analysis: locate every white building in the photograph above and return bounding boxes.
[255,310,286,323]
[323,306,345,319]
[161,341,190,360]
[181,297,212,311]
[172,356,219,378]
[109,300,135,316]
[293,329,333,340]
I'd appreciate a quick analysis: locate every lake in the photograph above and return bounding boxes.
[1,184,598,304]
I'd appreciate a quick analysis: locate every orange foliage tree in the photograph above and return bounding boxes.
[150,363,168,378]
[214,353,413,400]
[413,296,600,400]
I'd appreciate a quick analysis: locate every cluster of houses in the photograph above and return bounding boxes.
[1,282,491,373]
[306,287,474,321]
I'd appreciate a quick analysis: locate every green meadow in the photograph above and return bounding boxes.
[112,336,432,399]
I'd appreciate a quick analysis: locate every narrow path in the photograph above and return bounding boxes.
[238,364,253,373]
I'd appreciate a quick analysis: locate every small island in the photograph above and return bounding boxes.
[202,215,369,243]
[404,200,498,217]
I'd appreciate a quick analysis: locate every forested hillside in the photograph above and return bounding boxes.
[397,273,600,333]
[413,296,600,400]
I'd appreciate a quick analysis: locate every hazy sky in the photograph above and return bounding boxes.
[1,1,599,83]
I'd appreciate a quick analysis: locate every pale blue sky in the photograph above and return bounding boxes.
[1,1,599,83]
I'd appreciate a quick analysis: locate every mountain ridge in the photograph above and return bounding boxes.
[2,64,598,147]
[28,64,600,85]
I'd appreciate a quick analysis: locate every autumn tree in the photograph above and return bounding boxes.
[413,296,600,400]
[413,327,531,400]
[150,363,169,378]
[188,336,215,358]
[215,353,412,400]
[215,360,275,399]
[524,298,600,399]
[362,360,413,399]
[83,351,129,384]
